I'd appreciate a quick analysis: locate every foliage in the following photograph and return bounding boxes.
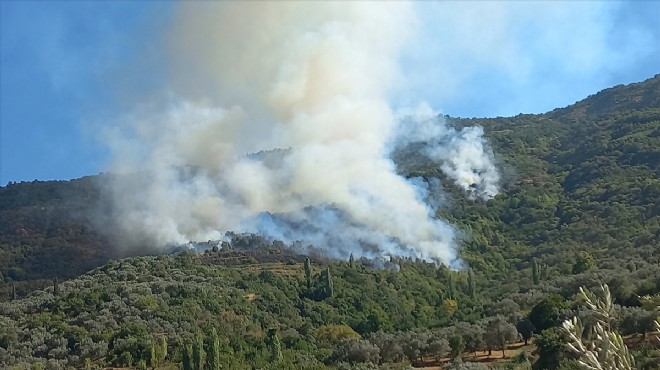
[562,285,635,370]
[530,295,569,333]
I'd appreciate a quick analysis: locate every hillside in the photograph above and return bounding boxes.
[1,245,659,369]
[431,75,659,288]
[0,176,119,300]
[0,75,659,369]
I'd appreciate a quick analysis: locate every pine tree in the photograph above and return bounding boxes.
[304,257,312,290]
[207,328,221,370]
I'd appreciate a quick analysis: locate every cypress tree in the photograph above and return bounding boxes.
[349,253,355,269]
[467,268,476,299]
[207,328,221,370]
[532,258,548,284]
[448,273,455,300]
[150,342,157,368]
[325,266,334,298]
[192,332,205,370]
[158,335,167,365]
[304,257,312,290]
[10,284,16,301]
[268,328,283,362]
[532,258,540,285]
[182,343,193,370]
[53,278,60,297]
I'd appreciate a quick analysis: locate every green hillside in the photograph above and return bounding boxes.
[0,75,659,369]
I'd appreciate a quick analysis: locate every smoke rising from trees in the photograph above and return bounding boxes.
[102,2,499,264]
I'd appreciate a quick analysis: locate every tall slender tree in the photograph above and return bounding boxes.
[532,258,541,285]
[207,328,221,370]
[268,328,283,362]
[325,266,334,298]
[158,336,167,365]
[467,269,476,299]
[182,343,193,370]
[447,273,455,300]
[193,332,205,370]
[53,278,60,297]
[304,257,312,290]
[150,342,157,368]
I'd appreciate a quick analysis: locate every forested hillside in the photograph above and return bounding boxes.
[0,176,118,300]
[0,75,658,369]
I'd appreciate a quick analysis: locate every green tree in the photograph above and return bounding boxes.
[158,335,167,365]
[193,332,205,370]
[454,322,485,358]
[182,343,193,370]
[206,328,221,370]
[530,294,568,332]
[448,273,455,300]
[516,318,535,345]
[316,324,361,346]
[484,315,518,358]
[349,253,355,269]
[150,336,167,368]
[304,257,312,290]
[119,351,134,367]
[53,278,60,297]
[572,251,596,274]
[448,334,465,359]
[467,268,476,299]
[535,327,569,370]
[150,342,157,368]
[10,284,16,301]
[268,328,283,362]
[532,258,541,285]
[325,266,334,298]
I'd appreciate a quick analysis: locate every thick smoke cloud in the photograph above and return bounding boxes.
[103,2,499,264]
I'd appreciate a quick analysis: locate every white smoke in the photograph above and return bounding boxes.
[103,2,500,264]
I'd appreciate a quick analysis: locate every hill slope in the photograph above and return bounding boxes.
[1,75,659,300]
[0,74,659,369]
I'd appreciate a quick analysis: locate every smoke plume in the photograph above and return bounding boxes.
[103,2,499,264]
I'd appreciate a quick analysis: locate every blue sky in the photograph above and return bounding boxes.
[1,1,659,183]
